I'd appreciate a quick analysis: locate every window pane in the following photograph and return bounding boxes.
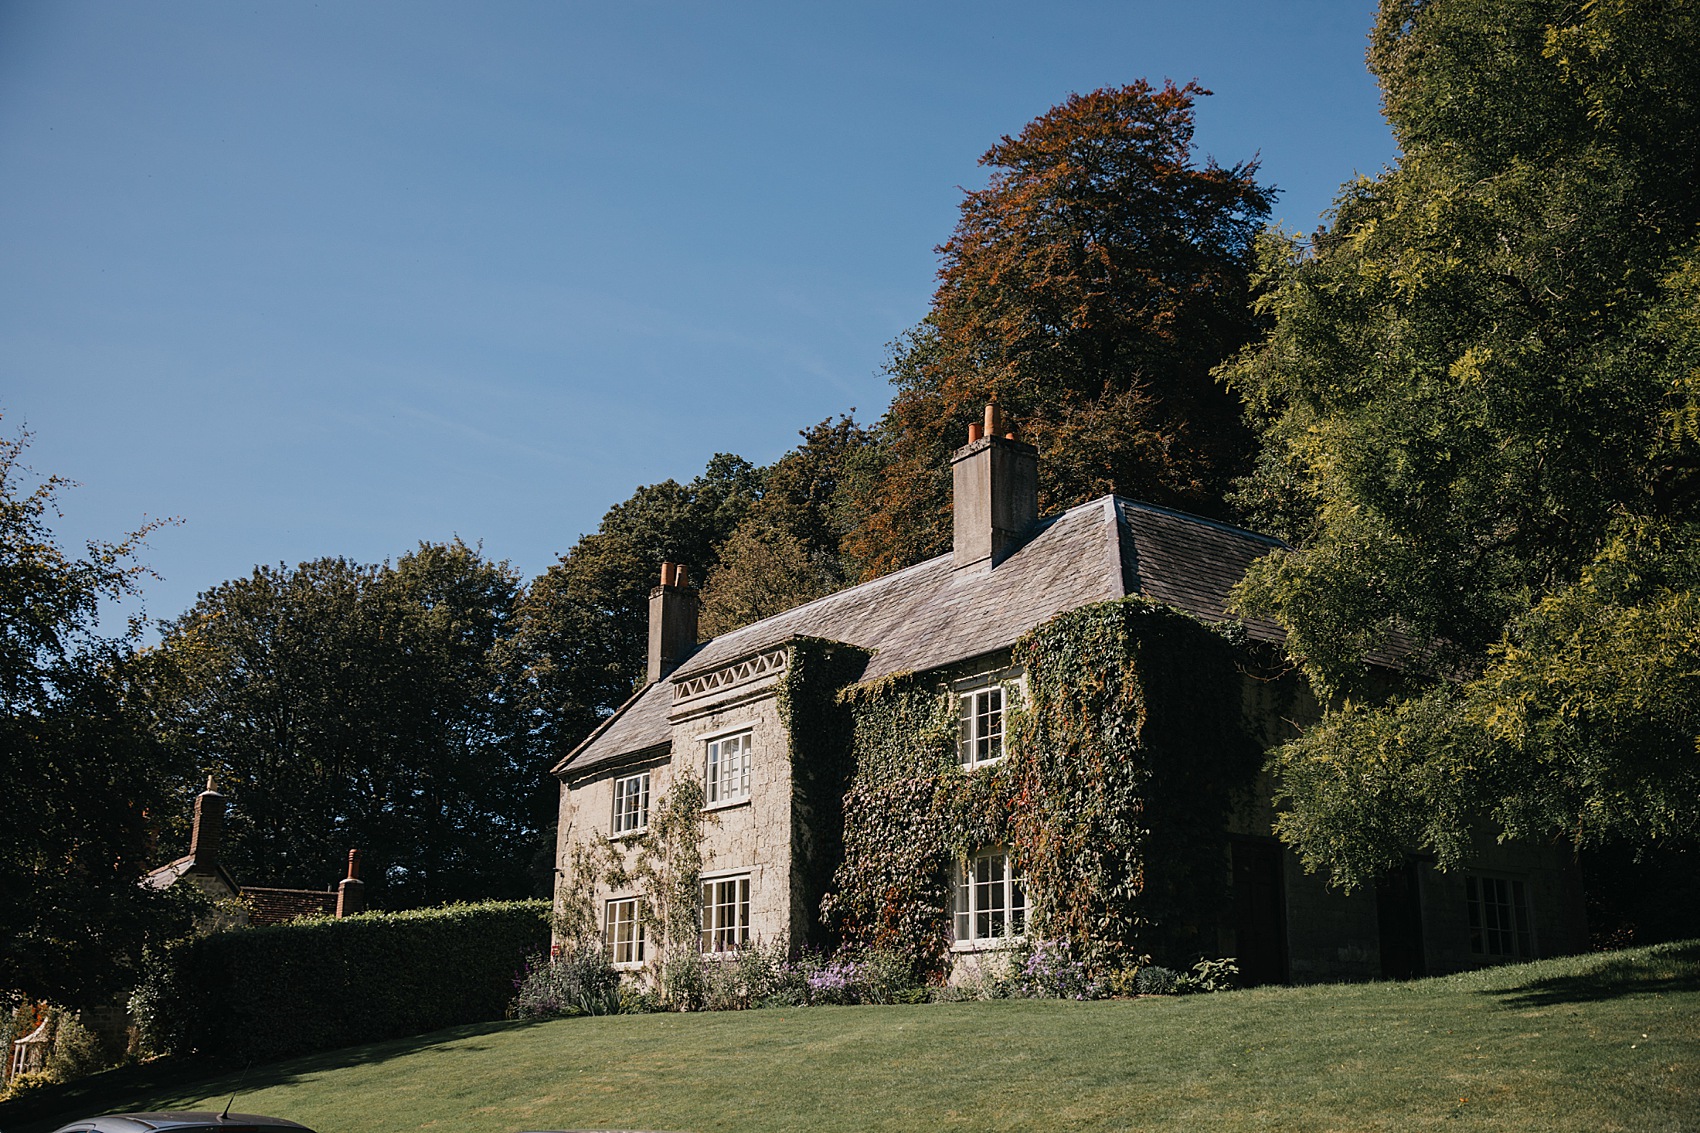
[1467,873,1532,959]
[976,689,1002,762]
[699,876,750,953]
[953,863,969,939]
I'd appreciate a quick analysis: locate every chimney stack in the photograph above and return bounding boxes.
[336,849,365,917]
[951,403,1038,570]
[189,776,225,873]
[648,561,700,683]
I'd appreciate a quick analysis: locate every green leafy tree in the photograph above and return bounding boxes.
[142,541,544,906]
[1223,0,1700,882]
[699,416,874,635]
[505,454,761,768]
[0,423,193,1009]
[846,81,1275,576]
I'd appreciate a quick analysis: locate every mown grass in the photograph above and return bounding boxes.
[5,941,1697,1133]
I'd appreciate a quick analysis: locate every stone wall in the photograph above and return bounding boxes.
[555,670,800,960]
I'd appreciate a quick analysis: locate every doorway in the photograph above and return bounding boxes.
[1232,838,1288,985]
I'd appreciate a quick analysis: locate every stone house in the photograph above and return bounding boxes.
[552,409,1588,984]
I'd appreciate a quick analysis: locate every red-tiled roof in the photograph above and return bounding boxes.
[241,886,336,925]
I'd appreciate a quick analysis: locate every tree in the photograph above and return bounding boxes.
[845,81,1275,575]
[699,416,875,635]
[142,541,544,907]
[505,454,761,769]
[0,422,192,1009]
[1222,0,1700,883]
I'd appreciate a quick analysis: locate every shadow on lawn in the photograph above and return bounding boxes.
[0,1016,557,1133]
[1490,941,1700,1007]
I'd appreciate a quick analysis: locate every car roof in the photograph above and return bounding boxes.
[49,1113,314,1133]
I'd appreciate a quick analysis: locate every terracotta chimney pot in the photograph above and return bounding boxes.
[648,561,700,683]
[336,848,365,917]
[951,403,1038,570]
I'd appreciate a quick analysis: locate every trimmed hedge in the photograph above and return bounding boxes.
[133,900,549,1063]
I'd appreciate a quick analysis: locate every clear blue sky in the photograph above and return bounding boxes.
[1,0,1395,630]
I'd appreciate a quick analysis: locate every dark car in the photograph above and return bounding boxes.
[48,1113,315,1133]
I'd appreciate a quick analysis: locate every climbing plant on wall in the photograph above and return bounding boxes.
[820,597,1259,980]
[554,772,710,992]
[775,638,872,951]
[1010,598,1260,970]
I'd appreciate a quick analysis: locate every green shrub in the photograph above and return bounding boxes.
[44,1012,117,1081]
[510,940,619,1019]
[1183,957,1240,993]
[1134,965,1181,995]
[132,900,549,1063]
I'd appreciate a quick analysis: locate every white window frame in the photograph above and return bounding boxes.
[703,729,753,808]
[958,685,1006,768]
[604,896,646,968]
[610,771,650,836]
[952,848,1026,949]
[1466,872,1535,960]
[700,873,751,954]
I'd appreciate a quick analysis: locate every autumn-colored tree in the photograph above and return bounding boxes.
[846,81,1275,576]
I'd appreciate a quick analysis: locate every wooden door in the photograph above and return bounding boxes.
[1232,839,1288,986]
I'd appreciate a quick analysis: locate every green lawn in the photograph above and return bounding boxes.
[6,942,1697,1133]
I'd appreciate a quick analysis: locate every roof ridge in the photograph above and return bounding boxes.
[670,508,1077,676]
[1113,495,1288,548]
[1105,496,1135,596]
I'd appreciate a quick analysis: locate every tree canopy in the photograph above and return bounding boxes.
[846,81,1275,575]
[505,454,762,769]
[142,541,547,908]
[699,415,875,636]
[0,423,194,1009]
[1224,0,1700,884]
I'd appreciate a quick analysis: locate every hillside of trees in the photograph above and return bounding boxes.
[8,0,1698,1010]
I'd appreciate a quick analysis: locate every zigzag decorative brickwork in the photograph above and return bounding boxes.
[674,648,788,703]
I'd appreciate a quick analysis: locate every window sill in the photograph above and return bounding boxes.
[704,795,751,813]
[611,960,646,972]
[698,946,750,960]
[958,755,1007,772]
[609,828,648,841]
[950,936,1023,954]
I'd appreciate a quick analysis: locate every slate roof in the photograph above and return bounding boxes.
[557,495,1285,778]
[141,855,240,896]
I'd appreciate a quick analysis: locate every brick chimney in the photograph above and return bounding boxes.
[952,403,1038,570]
[336,849,365,917]
[188,776,225,873]
[648,561,699,684]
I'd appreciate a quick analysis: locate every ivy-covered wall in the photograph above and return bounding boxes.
[819,597,1261,978]
[776,638,871,951]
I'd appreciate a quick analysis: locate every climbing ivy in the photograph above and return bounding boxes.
[820,597,1259,979]
[627,772,709,966]
[555,772,711,995]
[775,638,872,951]
[1010,598,1259,969]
